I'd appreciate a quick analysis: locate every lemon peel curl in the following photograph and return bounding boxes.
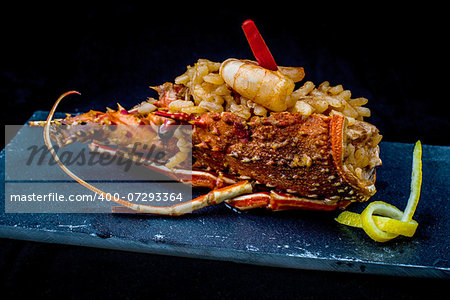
[335,141,422,242]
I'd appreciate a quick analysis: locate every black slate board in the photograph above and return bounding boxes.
[1,111,449,278]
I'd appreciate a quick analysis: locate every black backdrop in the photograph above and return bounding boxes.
[2,3,449,145]
[1,3,448,299]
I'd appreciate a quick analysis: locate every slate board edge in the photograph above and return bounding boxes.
[1,225,448,279]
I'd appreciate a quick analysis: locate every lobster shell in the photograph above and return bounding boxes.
[192,111,378,209]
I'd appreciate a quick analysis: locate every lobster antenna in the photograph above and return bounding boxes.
[43,91,253,215]
[43,91,140,211]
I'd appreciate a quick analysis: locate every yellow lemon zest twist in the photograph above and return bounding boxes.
[335,141,422,242]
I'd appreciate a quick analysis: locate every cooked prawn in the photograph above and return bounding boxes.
[219,59,304,111]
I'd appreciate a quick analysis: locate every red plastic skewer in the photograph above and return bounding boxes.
[241,19,278,71]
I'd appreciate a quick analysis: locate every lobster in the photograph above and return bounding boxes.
[30,21,382,216]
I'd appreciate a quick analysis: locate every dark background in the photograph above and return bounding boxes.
[1,3,448,299]
[2,3,449,146]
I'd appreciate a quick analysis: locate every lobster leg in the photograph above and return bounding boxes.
[225,192,271,210]
[84,142,250,215]
[226,191,347,212]
[89,142,342,213]
[90,141,238,189]
[112,181,252,215]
